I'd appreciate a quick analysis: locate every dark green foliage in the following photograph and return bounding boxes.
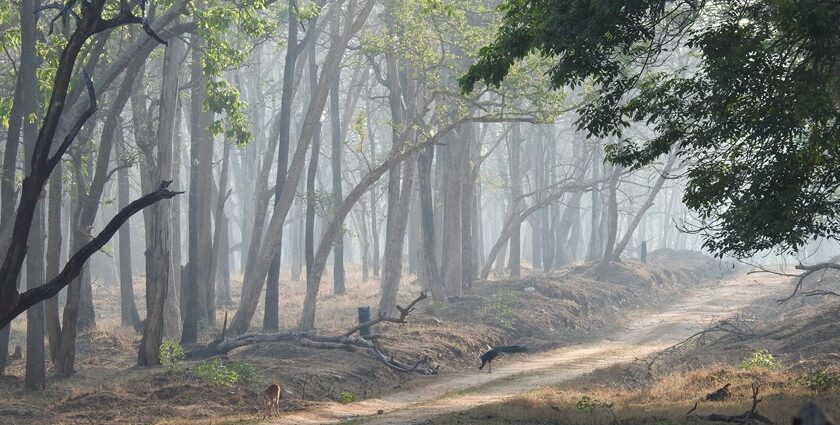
[462,0,840,257]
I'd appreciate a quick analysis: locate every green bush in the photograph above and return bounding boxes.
[799,368,840,393]
[575,395,597,414]
[739,349,777,370]
[338,391,357,404]
[194,358,239,386]
[159,339,185,373]
[227,361,257,386]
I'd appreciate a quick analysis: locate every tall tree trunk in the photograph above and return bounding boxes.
[461,124,477,292]
[208,143,230,319]
[263,1,301,331]
[441,126,468,296]
[600,164,622,264]
[139,36,183,365]
[22,0,44,387]
[304,36,322,278]
[116,138,141,330]
[378,51,409,315]
[369,130,380,278]
[330,44,346,295]
[231,0,376,335]
[55,49,148,377]
[507,123,522,278]
[184,28,214,343]
[585,148,603,262]
[417,145,445,300]
[46,163,64,358]
[0,68,23,375]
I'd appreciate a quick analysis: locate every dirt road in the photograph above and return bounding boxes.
[271,271,790,424]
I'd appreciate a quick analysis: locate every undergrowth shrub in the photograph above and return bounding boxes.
[195,358,239,386]
[338,391,357,404]
[159,339,185,373]
[739,349,777,370]
[799,368,840,393]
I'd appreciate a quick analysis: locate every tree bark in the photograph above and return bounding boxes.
[263,1,302,332]
[507,123,522,278]
[329,26,346,295]
[184,28,215,343]
[139,35,183,366]
[22,0,44,388]
[417,145,445,300]
[600,164,623,265]
[116,138,141,330]
[585,148,603,262]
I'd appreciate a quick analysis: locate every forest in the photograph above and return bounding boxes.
[0,0,838,424]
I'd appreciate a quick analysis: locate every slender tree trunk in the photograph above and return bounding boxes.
[46,163,64,357]
[304,37,322,278]
[377,50,406,314]
[601,164,622,264]
[369,135,380,278]
[330,46,346,295]
[263,2,301,331]
[0,68,23,375]
[507,123,522,278]
[417,145,445,300]
[208,143,230,318]
[22,0,44,387]
[116,138,141,330]
[461,124,477,292]
[586,148,603,262]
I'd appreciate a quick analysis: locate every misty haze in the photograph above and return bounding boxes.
[0,0,838,424]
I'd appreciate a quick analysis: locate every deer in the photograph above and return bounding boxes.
[262,383,282,418]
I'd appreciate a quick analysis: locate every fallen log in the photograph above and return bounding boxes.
[186,292,437,375]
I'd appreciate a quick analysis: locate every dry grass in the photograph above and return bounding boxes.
[429,364,840,424]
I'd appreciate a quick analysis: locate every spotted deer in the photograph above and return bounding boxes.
[262,383,282,418]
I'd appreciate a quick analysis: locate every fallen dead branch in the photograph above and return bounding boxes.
[687,385,773,425]
[635,317,758,375]
[186,292,438,375]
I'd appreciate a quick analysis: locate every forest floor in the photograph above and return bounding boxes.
[4,250,837,424]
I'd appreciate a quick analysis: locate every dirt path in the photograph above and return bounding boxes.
[271,271,790,425]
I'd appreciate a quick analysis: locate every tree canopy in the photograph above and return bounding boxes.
[461,0,840,257]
